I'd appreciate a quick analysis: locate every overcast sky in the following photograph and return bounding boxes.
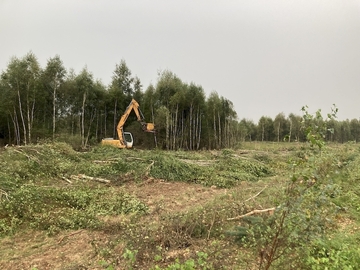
[1,0,360,122]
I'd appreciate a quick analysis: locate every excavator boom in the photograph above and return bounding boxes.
[102,99,155,148]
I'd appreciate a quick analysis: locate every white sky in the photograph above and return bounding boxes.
[1,0,360,122]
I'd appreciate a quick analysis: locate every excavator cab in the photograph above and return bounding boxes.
[123,132,133,148]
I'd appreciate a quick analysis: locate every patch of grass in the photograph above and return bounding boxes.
[0,185,148,236]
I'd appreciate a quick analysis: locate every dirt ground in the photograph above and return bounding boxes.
[129,178,227,213]
[0,179,228,270]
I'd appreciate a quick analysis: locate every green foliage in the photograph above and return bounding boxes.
[0,142,80,190]
[305,238,360,269]
[55,134,83,150]
[151,251,211,270]
[148,152,203,182]
[0,185,148,236]
[1,138,360,269]
[0,143,273,215]
[122,248,138,270]
[98,260,115,270]
[0,141,276,243]
[331,147,360,220]
[301,105,338,149]
[252,153,271,163]
[228,106,346,269]
[201,153,272,187]
[145,149,272,188]
[228,216,265,243]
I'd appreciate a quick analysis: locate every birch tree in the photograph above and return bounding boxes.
[109,60,134,138]
[258,116,274,142]
[42,55,66,140]
[206,92,222,149]
[73,68,95,148]
[273,113,287,142]
[0,53,41,145]
[288,113,302,142]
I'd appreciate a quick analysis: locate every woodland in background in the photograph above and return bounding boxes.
[1,52,359,149]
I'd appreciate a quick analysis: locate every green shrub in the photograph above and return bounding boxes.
[0,185,148,236]
[305,238,360,269]
[149,153,203,182]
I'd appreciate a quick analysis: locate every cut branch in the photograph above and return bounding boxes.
[243,186,268,203]
[70,174,111,184]
[227,207,276,221]
[61,177,72,184]
[13,149,39,163]
[94,157,147,164]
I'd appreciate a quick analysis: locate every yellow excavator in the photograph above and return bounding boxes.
[101,99,155,148]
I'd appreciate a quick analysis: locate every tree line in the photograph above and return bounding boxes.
[0,52,359,149]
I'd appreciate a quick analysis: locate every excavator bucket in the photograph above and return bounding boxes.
[143,123,155,132]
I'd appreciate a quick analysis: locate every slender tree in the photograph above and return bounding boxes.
[0,53,41,145]
[206,92,222,149]
[155,70,183,149]
[109,60,134,138]
[273,113,287,142]
[239,119,256,141]
[42,55,66,140]
[349,118,360,142]
[288,113,302,142]
[258,116,274,141]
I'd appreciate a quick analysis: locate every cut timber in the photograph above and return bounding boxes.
[61,177,72,184]
[227,207,276,221]
[70,174,111,184]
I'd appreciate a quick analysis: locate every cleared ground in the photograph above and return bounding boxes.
[1,142,359,269]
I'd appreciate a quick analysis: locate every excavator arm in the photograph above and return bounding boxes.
[102,99,155,148]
